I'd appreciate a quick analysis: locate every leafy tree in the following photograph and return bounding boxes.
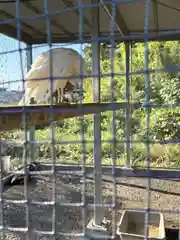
[5,40,180,166]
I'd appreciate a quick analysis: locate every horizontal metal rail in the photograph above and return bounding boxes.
[6,163,180,180]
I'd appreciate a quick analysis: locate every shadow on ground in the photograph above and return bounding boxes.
[2,173,121,239]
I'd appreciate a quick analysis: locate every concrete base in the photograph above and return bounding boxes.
[86,219,110,240]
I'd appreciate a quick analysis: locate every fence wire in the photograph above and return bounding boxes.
[0,0,180,240]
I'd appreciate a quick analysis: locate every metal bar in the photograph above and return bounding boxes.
[13,163,180,180]
[91,0,103,225]
[109,2,117,236]
[77,0,87,236]
[22,31,180,45]
[16,1,29,239]
[43,165,180,180]
[125,42,131,167]
[44,0,56,238]
[0,136,4,239]
[26,44,32,71]
[26,44,36,164]
[144,0,151,237]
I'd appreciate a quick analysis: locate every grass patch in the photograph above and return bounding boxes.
[2,125,180,169]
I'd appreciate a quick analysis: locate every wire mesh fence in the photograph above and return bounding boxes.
[0,0,180,239]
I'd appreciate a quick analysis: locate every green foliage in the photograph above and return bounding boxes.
[3,40,180,167]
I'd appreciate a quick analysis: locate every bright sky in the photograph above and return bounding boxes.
[0,34,81,91]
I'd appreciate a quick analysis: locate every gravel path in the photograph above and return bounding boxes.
[1,173,180,239]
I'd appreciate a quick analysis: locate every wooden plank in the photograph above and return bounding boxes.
[0,102,141,132]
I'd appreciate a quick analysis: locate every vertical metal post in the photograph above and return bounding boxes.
[26,44,35,164]
[125,42,132,167]
[91,1,103,225]
[26,45,32,71]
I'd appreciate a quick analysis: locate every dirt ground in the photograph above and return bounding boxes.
[1,171,180,239]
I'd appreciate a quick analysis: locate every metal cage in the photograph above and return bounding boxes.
[0,0,180,239]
